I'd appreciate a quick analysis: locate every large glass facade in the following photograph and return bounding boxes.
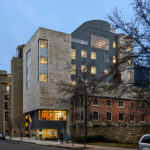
[91,35,109,50]
[38,110,67,121]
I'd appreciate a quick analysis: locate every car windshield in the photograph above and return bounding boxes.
[141,136,150,144]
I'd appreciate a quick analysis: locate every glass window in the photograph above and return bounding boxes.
[130,102,135,108]
[106,100,112,107]
[40,57,48,65]
[91,51,96,59]
[141,136,150,144]
[113,56,116,63]
[40,40,48,48]
[119,101,124,108]
[106,112,111,121]
[71,49,76,59]
[91,66,96,74]
[40,73,47,82]
[141,114,145,121]
[141,102,145,108]
[91,35,109,50]
[119,113,123,121]
[128,73,131,79]
[113,41,117,48]
[71,65,76,75]
[72,81,76,85]
[93,112,99,120]
[81,65,87,72]
[81,50,87,58]
[104,69,109,75]
[93,99,99,106]
[39,110,67,121]
[81,111,84,120]
[130,114,134,121]
[104,54,110,63]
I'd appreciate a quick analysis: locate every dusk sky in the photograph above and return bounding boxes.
[0,0,134,73]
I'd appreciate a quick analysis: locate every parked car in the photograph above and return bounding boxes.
[0,133,5,140]
[138,134,150,150]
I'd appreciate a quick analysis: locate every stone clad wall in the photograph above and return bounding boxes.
[88,125,150,143]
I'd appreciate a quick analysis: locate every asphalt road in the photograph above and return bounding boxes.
[0,140,69,150]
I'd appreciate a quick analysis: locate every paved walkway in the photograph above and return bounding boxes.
[5,136,136,150]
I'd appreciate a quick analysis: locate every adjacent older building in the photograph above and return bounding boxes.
[11,45,26,137]
[0,70,11,136]
[23,27,71,139]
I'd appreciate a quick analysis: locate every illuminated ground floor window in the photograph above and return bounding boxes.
[36,129,57,139]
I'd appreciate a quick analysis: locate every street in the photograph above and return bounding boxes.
[0,140,68,150]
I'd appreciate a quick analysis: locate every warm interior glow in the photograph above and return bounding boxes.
[40,40,47,48]
[39,110,67,121]
[72,81,76,85]
[40,73,47,82]
[71,65,76,74]
[128,73,131,79]
[91,66,96,74]
[91,51,96,59]
[113,41,117,48]
[81,50,87,58]
[91,35,109,50]
[104,69,109,75]
[113,56,116,63]
[81,65,87,72]
[40,57,48,65]
[71,49,76,59]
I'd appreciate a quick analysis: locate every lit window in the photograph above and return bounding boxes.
[40,57,48,65]
[71,49,76,59]
[81,65,87,72]
[40,40,48,48]
[93,112,99,120]
[91,66,96,74]
[81,50,87,58]
[91,35,109,50]
[104,69,109,75]
[40,73,47,82]
[130,114,134,121]
[128,60,132,65]
[106,100,112,107]
[38,110,67,121]
[72,81,76,85]
[26,123,28,127]
[91,51,96,59]
[128,73,131,79]
[71,65,76,74]
[106,112,111,121]
[119,101,124,108]
[119,113,123,121]
[113,56,116,63]
[113,41,117,48]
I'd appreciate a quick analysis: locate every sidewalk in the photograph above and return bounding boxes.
[5,136,136,150]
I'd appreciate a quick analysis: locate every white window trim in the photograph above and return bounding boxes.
[106,99,112,107]
[118,100,124,108]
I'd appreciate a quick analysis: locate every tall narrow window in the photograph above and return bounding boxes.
[91,51,96,59]
[113,56,116,63]
[93,112,99,120]
[119,113,123,121]
[81,50,87,58]
[128,73,131,79]
[71,49,76,59]
[104,69,109,75]
[81,65,87,72]
[113,41,117,48]
[71,65,76,74]
[39,39,48,82]
[106,112,111,121]
[26,50,31,89]
[91,66,96,74]
[130,114,134,121]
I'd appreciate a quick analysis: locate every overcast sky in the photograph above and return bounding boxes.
[0,0,134,73]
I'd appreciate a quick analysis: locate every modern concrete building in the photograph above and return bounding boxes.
[11,45,26,137]
[23,27,71,139]
[0,70,11,136]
